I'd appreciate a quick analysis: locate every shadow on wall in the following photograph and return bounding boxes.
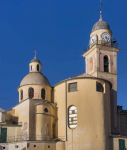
[103,89,117,149]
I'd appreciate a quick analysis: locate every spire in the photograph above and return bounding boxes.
[91,0,111,33]
[34,49,37,59]
[30,49,41,64]
[99,0,103,21]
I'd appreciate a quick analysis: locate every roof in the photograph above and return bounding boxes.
[20,72,50,87]
[55,73,112,88]
[92,19,111,32]
[30,58,41,64]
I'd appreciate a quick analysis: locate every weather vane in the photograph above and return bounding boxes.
[99,0,103,20]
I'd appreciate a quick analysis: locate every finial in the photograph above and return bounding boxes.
[99,0,103,21]
[34,49,37,59]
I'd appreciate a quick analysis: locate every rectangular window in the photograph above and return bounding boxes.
[68,82,77,92]
[0,128,7,143]
[119,139,125,150]
[96,82,104,92]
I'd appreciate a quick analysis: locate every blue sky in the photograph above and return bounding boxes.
[0,0,127,109]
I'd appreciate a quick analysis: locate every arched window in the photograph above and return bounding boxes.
[104,55,109,72]
[37,64,39,71]
[28,87,34,99]
[68,106,78,129]
[20,90,23,100]
[96,82,104,92]
[41,88,46,99]
[31,65,32,71]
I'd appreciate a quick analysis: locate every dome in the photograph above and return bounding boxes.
[20,72,50,87]
[92,19,111,32]
[30,58,41,64]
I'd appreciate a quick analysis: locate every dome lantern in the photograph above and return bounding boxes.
[29,52,42,73]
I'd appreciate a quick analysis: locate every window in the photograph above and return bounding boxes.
[41,89,46,99]
[20,90,23,100]
[44,108,48,113]
[68,106,78,129]
[31,66,32,71]
[96,82,104,92]
[104,55,109,72]
[28,87,34,99]
[37,64,39,71]
[119,139,125,150]
[15,145,19,148]
[68,82,77,92]
[0,128,7,143]
[33,145,36,147]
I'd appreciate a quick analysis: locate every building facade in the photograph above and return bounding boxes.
[0,13,127,150]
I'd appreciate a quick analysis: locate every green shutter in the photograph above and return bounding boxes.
[119,139,125,150]
[0,128,7,143]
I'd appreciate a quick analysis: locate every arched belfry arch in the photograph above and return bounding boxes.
[104,55,109,72]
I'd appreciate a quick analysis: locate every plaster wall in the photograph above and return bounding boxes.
[18,85,52,102]
[7,127,21,142]
[0,141,65,150]
[54,83,66,141]
[0,112,5,122]
[28,142,65,150]
[54,78,112,150]
[35,103,56,140]
[0,142,27,150]
[13,100,30,140]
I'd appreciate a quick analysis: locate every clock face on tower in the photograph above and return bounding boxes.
[101,32,111,43]
[90,35,97,45]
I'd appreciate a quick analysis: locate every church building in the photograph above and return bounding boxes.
[0,6,127,150]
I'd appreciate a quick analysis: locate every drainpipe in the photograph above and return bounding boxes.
[65,81,68,141]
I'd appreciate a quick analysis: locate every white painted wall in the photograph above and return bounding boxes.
[0,112,5,123]
[0,142,27,150]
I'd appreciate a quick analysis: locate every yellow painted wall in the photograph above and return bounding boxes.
[35,103,56,140]
[54,82,66,141]
[18,85,52,102]
[54,77,112,150]
[13,100,30,140]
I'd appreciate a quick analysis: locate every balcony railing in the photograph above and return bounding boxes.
[89,40,118,49]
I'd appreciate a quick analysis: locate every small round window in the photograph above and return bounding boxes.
[44,108,48,113]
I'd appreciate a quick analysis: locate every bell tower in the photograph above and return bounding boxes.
[83,7,119,132]
[83,19,118,91]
